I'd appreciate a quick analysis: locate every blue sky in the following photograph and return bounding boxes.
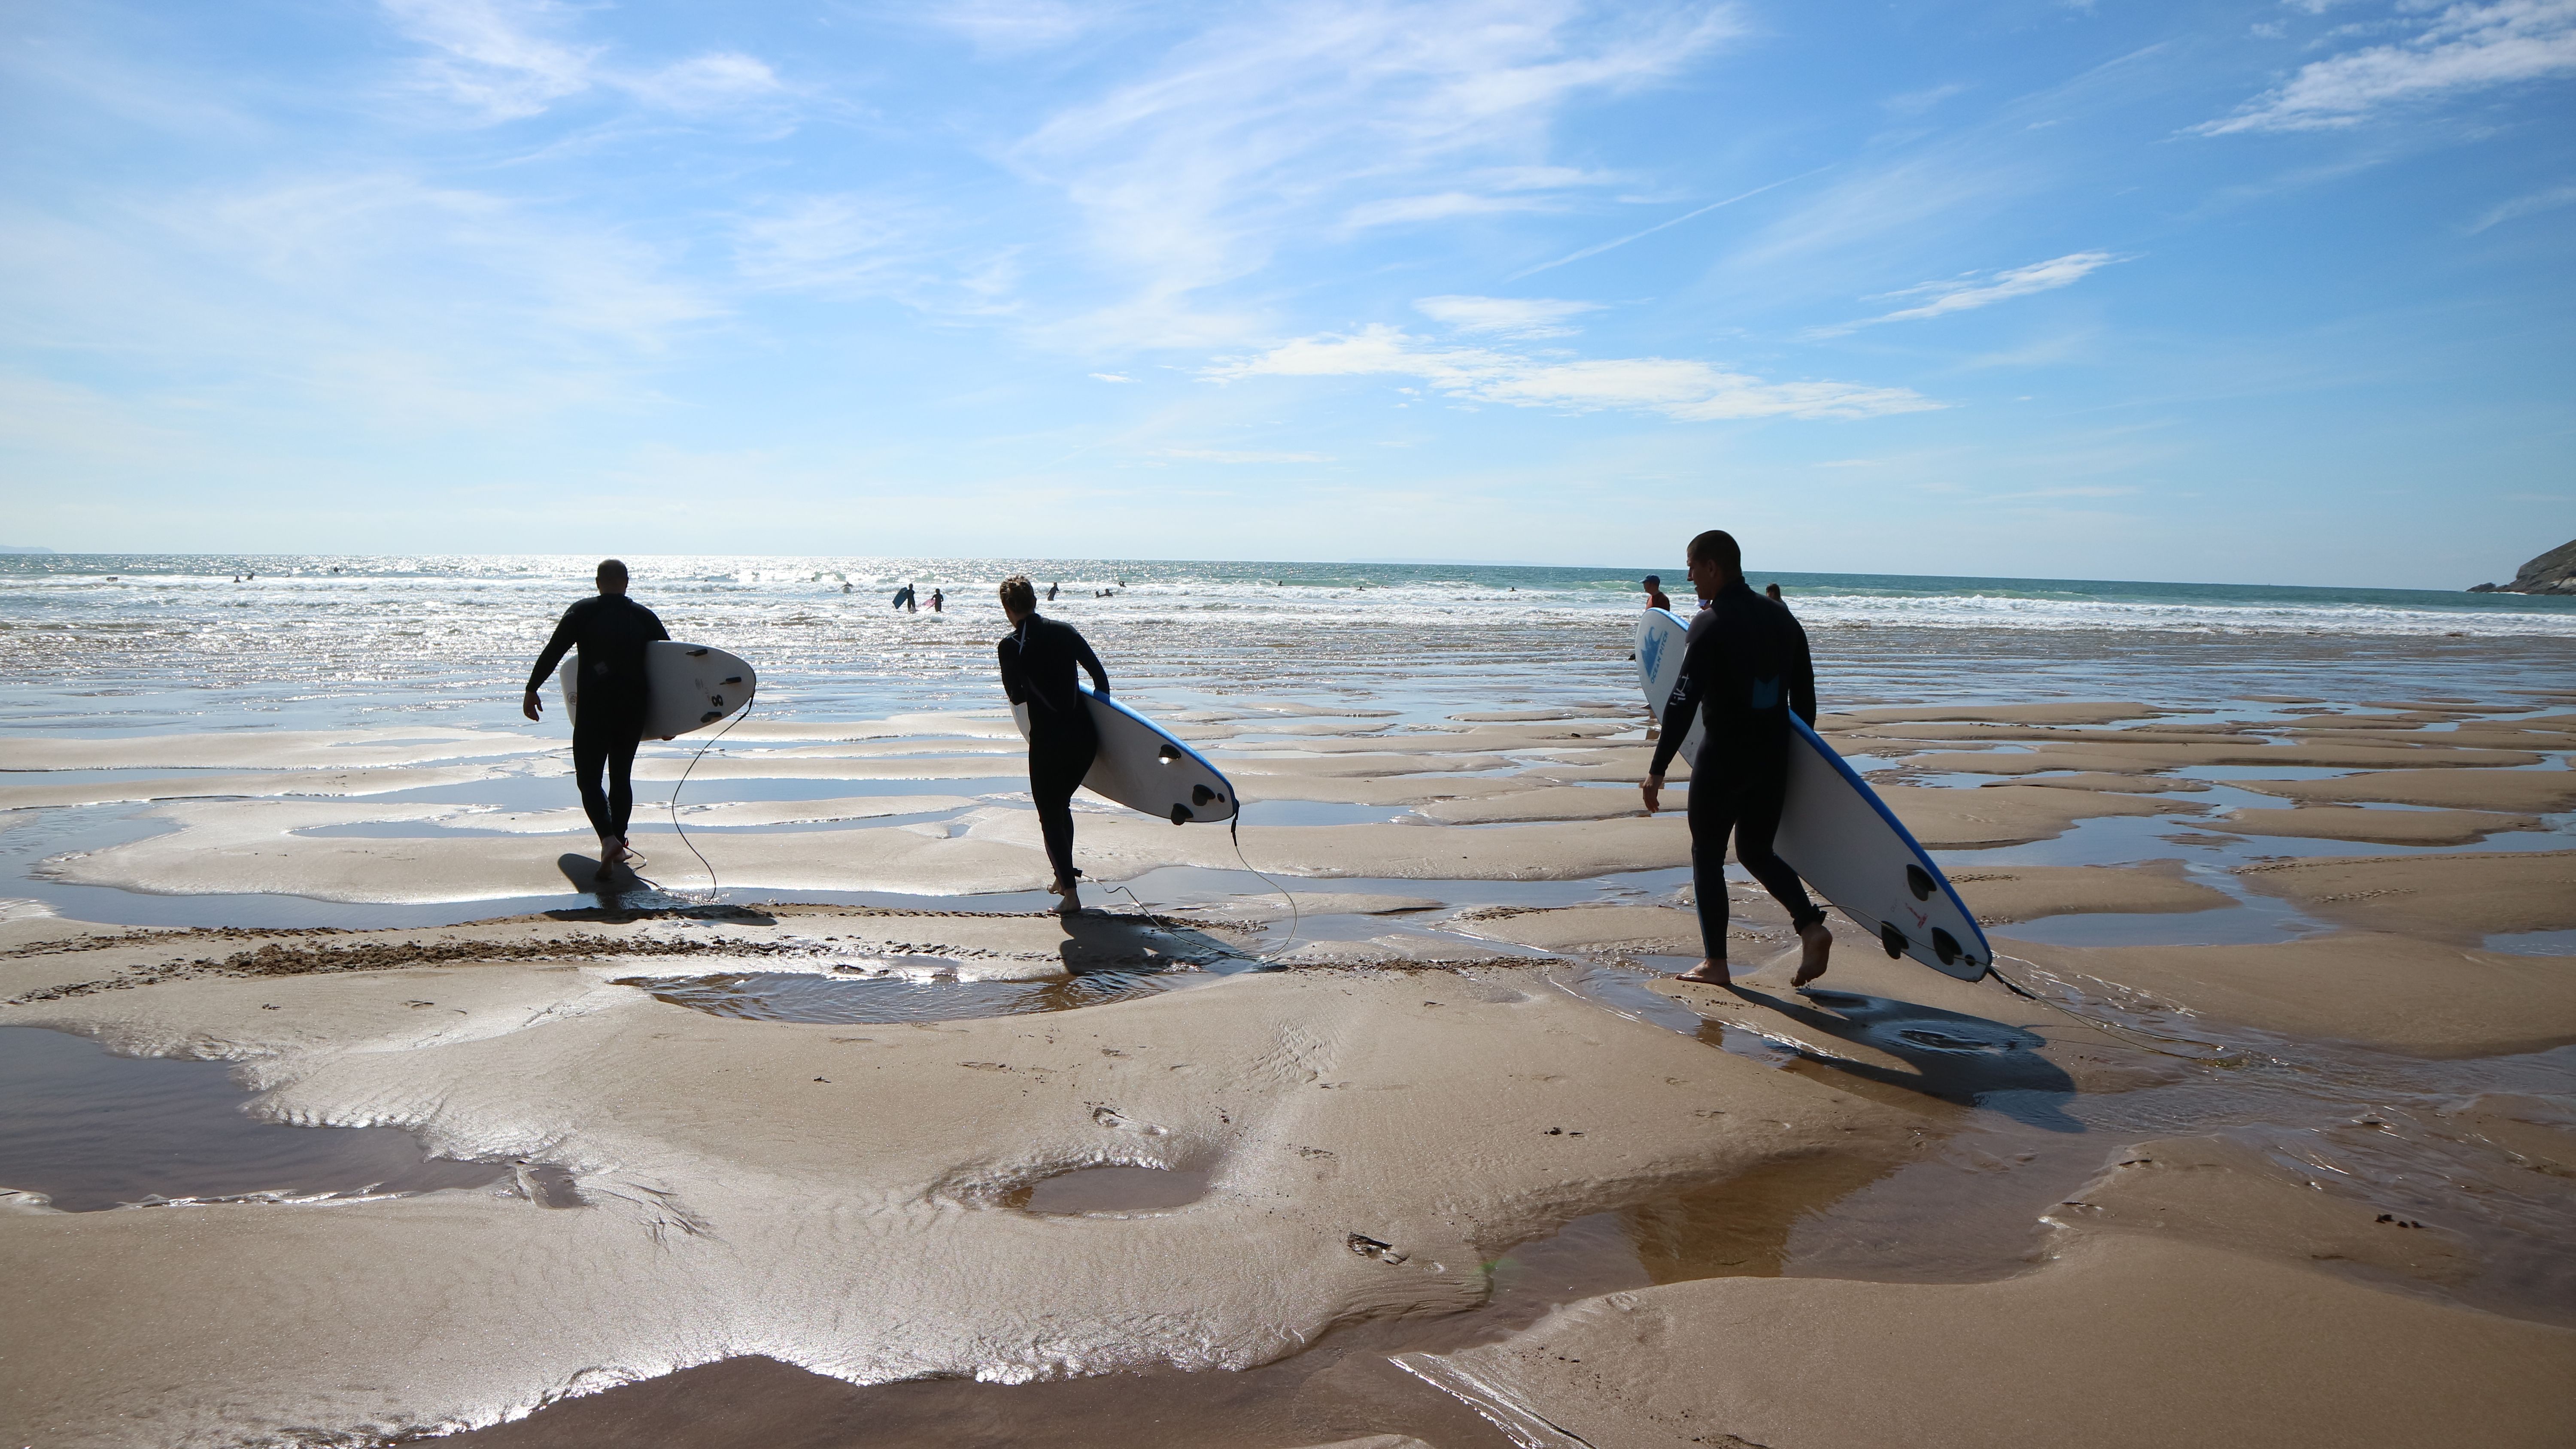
[2,0,2570,586]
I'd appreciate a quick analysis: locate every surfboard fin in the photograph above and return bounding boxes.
[1191,784,1218,806]
[1931,927,1961,966]
[1880,922,1909,959]
[1157,744,1182,763]
[1905,864,1935,900]
[1169,803,1193,825]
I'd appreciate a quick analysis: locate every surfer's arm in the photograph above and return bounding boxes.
[523,606,580,705]
[1646,628,1711,780]
[996,639,1030,706]
[1788,620,1817,725]
[1072,632,1110,697]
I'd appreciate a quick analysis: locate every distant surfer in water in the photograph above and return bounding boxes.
[996,574,1109,915]
[930,588,944,613]
[523,558,670,876]
[1642,575,1671,611]
[1640,530,1831,988]
[1766,582,1783,602]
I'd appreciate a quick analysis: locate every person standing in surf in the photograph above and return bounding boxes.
[1642,574,1671,612]
[523,558,670,875]
[996,574,1109,915]
[1640,530,1832,987]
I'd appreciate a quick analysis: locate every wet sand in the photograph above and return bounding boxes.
[3,690,2574,1446]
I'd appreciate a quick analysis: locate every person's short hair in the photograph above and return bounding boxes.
[1685,530,1741,575]
[998,575,1038,613]
[597,558,628,582]
[1642,575,1661,587]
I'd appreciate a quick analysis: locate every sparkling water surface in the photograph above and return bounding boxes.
[5,554,2572,737]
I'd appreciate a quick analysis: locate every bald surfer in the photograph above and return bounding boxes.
[996,575,1109,915]
[1640,530,1831,988]
[523,559,669,875]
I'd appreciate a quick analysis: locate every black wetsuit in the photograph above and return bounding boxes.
[998,614,1109,888]
[1647,582,1825,959]
[527,594,670,844]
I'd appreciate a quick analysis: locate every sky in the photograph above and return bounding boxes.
[1,0,2570,586]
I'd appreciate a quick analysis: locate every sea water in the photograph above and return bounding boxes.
[5,554,2572,737]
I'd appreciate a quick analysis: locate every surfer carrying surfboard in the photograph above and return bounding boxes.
[522,558,670,874]
[1640,530,1834,988]
[996,574,1111,915]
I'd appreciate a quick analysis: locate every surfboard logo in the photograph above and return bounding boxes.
[1639,620,1667,681]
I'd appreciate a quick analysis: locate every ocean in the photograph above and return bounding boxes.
[5,554,2573,740]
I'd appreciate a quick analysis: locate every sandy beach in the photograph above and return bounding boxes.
[4,612,2573,1449]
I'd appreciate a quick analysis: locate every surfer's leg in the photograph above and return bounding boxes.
[1678,776,1735,983]
[1029,734,1093,906]
[570,728,614,844]
[1736,773,1831,984]
[604,727,641,846]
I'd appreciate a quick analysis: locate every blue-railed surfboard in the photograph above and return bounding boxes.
[1013,684,1238,826]
[559,640,757,740]
[1637,606,1991,980]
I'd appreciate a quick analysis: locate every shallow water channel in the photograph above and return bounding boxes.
[0,1025,507,1211]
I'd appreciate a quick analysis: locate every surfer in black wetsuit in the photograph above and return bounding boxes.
[996,574,1109,915]
[522,559,670,875]
[1641,530,1832,988]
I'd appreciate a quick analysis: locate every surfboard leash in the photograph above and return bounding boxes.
[662,679,756,905]
[1980,953,2245,1064]
[1228,810,1301,965]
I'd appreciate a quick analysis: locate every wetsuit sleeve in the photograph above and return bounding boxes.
[1648,621,1714,778]
[1787,614,1817,726]
[525,604,581,695]
[1071,629,1109,697]
[996,638,1028,706]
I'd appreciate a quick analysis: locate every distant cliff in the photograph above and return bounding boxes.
[2469,538,2576,596]
[0,545,57,554]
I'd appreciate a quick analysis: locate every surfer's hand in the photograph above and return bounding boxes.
[1641,775,1663,812]
[522,689,541,723]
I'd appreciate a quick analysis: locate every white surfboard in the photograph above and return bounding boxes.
[1012,685,1238,826]
[1636,607,1991,980]
[559,640,757,740]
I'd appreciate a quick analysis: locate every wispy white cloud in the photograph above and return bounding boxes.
[1809,251,2125,336]
[2196,0,2576,134]
[911,0,1116,55]
[732,194,913,291]
[2464,179,2576,230]
[1012,1,1744,345]
[382,0,784,121]
[1883,81,1970,115]
[1154,446,1333,463]
[1090,371,1133,382]
[1509,166,1828,279]
[1206,324,1933,421]
[1413,294,1604,336]
[1343,191,1561,229]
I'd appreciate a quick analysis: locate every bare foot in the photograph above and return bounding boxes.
[1792,921,1833,987]
[1052,880,1081,915]
[1674,958,1732,985]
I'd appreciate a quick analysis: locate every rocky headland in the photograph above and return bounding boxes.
[2470,537,2576,594]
